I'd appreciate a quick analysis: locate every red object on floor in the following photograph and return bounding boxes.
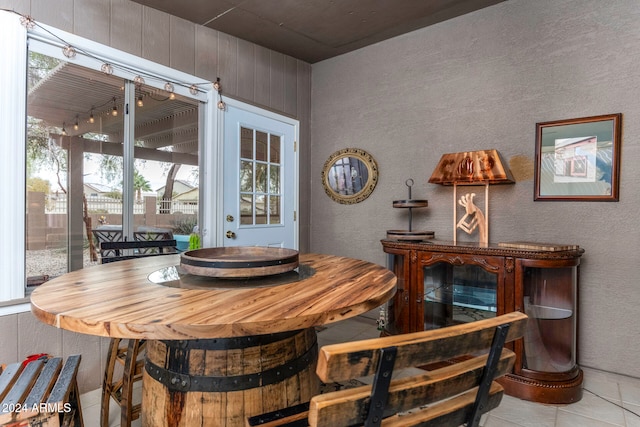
[22,353,50,367]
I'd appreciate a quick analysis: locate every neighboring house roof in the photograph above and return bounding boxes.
[156,180,195,195]
[174,187,199,200]
[84,182,113,193]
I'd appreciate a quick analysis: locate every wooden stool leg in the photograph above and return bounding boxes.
[101,338,145,427]
[120,339,144,427]
[101,338,122,427]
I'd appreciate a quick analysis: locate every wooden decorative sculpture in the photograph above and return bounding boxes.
[457,192,487,244]
[429,150,515,245]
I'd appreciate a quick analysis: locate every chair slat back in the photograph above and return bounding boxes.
[309,312,528,427]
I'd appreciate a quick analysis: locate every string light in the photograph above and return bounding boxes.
[62,45,76,59]
[19,14,35,30]
[13,10,213,101]
[164,82,176,100]
[101,63,113,75]
[11,10,230,132]
[214,77,226,110]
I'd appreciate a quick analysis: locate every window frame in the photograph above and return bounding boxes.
[0,11,215,312]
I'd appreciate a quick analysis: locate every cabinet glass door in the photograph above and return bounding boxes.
[423,263,497,329]
[522,266,577,373]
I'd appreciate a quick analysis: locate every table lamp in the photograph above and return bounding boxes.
[428,149,515,245]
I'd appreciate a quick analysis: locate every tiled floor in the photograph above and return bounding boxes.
[81,314,640,426]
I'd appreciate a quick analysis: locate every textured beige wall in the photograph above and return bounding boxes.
[0,0,311,393]
[311,0,640,378]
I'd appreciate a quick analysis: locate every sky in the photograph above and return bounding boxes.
[36,155,198,193]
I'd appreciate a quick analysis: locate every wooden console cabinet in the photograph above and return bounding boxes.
[381,239,584,404]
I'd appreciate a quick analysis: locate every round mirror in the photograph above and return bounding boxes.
[321,148,379,204]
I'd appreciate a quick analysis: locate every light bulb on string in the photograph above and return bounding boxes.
[19,15,36,30]
[101,63,113,75]
[74,116,79,131]
[111,97,118,116]
[61,123,67,136]
[137,95,144,107]
[89,110,95,124]
[62,45,76,59]
[164,82,176,100]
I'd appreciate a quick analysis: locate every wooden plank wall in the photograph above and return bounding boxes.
[0,0,312,394]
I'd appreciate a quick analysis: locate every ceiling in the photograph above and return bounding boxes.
[28,61,200,164]
[130,0,506,63]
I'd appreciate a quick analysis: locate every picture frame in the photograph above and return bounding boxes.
[534,113,622,201]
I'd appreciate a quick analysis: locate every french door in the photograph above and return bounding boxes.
[221,102,298,249]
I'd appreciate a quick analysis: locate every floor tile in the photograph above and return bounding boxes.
[624,402,640,427]
[558,391,626,426]
[486,395,557,427]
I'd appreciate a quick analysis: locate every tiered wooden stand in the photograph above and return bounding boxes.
[386,179,434,241]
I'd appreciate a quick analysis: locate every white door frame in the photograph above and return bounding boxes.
[201,97,299,249]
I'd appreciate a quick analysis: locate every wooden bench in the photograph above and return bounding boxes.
[247,312,528,427]
[0,355,83,427]
[99,239,175,427]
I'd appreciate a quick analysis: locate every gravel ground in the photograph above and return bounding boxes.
[26,248,100,279]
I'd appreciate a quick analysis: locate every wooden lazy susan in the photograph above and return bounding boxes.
[180,246,299,278]
[387,179,434,241]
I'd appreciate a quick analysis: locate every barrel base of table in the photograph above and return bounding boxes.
[141,328,319,427]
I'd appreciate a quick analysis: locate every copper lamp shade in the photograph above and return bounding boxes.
[428,149,514,185]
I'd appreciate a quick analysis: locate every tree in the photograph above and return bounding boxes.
[160,164,181,214]
[133,170,152,202]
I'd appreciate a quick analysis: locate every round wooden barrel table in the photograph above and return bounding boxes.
[30,252,396,427]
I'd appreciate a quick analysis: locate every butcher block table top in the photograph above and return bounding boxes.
[30,252,397,340]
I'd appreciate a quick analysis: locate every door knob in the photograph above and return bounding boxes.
[226,230,236,239]
[226,215,234,222]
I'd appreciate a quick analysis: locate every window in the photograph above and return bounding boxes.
[0,10,211,307]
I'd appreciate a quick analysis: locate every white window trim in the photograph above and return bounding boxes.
[0,10,215,312]
[0,11,27,305]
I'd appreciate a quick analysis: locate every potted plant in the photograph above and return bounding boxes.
[172,217,198,251]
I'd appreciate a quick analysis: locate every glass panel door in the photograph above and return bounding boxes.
[239,127,282,226]
[26,51,125,288]
[522,266,577,373]
[132,81,200,251]
[25,48,202,290]
[423,263,497,329]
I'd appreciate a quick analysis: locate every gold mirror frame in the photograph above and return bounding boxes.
[321,148,379,204]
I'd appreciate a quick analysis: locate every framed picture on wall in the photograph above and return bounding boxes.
[534,113,622,201]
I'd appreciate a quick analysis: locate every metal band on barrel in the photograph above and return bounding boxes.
[144,340,318,392]
[180,253,299,269]
[160,330,301,350]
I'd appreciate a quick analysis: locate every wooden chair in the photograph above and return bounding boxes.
[247,312,528,427]
[0,354,83,427]
[99,239,175,427]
